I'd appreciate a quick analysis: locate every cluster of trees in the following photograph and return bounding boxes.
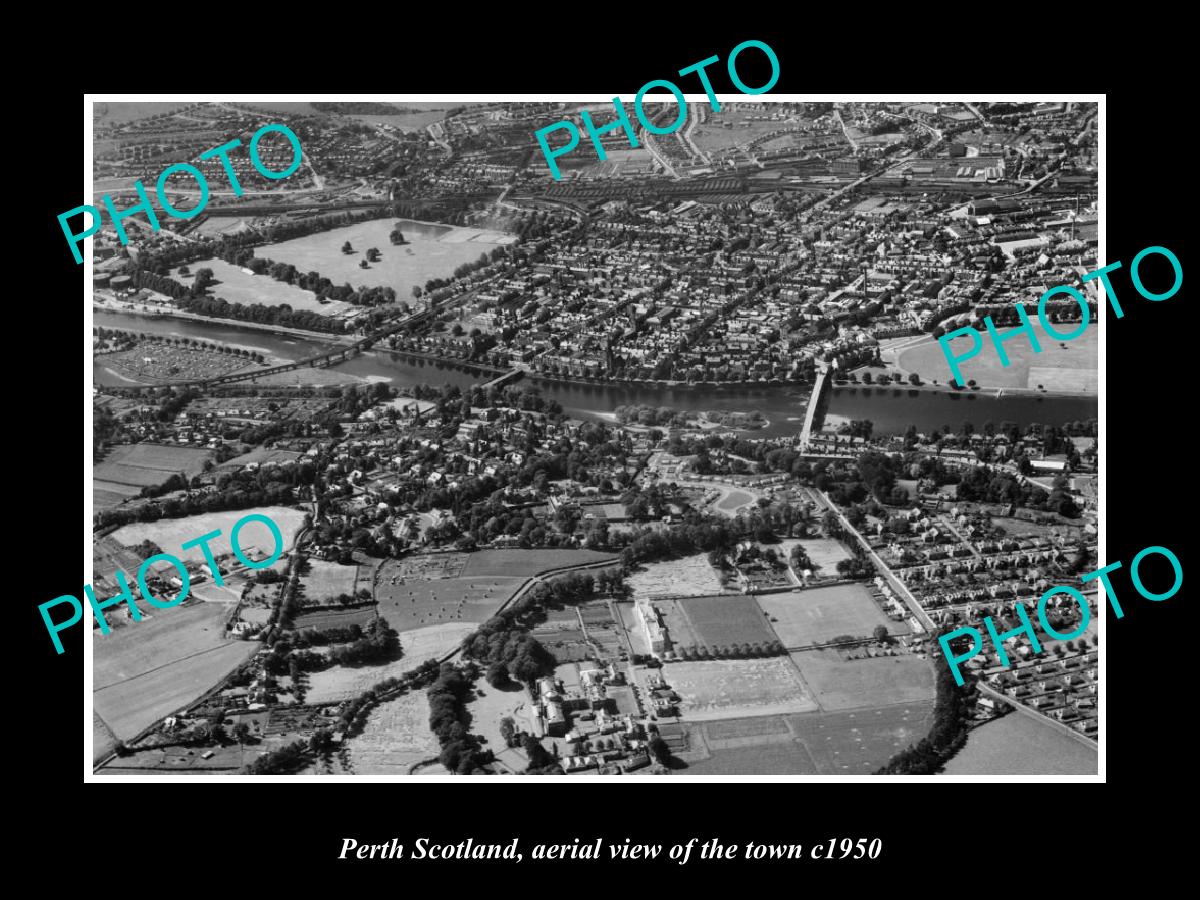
[177,292,353,335]
[216,247,398,309]
[676,641,785,660]
[461,617,556,685]
[428,663,491,774]
[875,639,973,774]
[246,739,309,775]
[614,405,691,428]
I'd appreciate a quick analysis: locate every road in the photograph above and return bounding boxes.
[975,683,1097,750]
[812,489,935,633]
[798,363,829,449]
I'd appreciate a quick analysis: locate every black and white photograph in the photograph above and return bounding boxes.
[81,96,1104,780]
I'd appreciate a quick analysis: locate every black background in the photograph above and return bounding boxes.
[20,24,1190,885]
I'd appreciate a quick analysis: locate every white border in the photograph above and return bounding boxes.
[84,93,1105,783]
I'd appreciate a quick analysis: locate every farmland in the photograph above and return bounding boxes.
[789,650,935,711]
[93,601,257,742]
[661,658,819,720]
[343,691,442,775]
[94,443,213,510]
[111,506,307,568]
[459,548,618,578]
[627,554,723,598]
[659,595,779,651]
[374,566,523,632]
[758,584,903,647]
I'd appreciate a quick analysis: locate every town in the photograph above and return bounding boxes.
[90,99,1099,777]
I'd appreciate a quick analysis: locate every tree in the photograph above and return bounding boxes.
[873,625,890,643]
[341,241,354,254]
[908,372,921,385]
[486,661,509,688]
[232,722,251,745]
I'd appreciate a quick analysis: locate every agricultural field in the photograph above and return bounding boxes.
[94,443,213,510]
[171,258,358,318]
[93,601,257,742]
[758,584,902,647]
[344,690,441,775]
[459,548,618,578]
[660,595,779,651]
[894,324,1097,391]
[627,554,723,598]
[374,561,523,632]
[258,219,515,296]
[290,605,377,631]
[111,506,307,569]
[661,658,819,720]
[789,650,935,711]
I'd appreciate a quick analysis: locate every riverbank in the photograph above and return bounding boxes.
[93,300,358,346]
[832,379,1099,400]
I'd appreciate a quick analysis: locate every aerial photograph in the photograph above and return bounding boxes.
[89,99,1099,777]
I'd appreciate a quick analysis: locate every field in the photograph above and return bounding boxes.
[172,258,357,317]
[778,537,853,574]
[459,548,618,578]
[530,608,590,663]
[895,324,1097,391]
[297,559,362,604]
[627,554,723,598]
[93,601,257,741]
[290,606,377,631]
[662,658,819,720]
[344,691,441,775]
[680,703,936,774]
[374,558,523,632]
[758,584,902,647]
[94,443,213,510]
[693,111,796,153]
[258,219,515,295]
[111,506,307,567]
[789,650,935,711]
[943,712,1097,775]
[716,489,755,512]
[660,595,779,651]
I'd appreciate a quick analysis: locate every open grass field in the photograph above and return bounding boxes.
[94,443,213,508]
[693,112,795,153]
[112,506,307,566]
[291,605,377,631]
[662,595,779,651]
[259,219,514,295]
[943,711,1097,775]
[297,559,361,604]
[789,650,935,711]
[758,584,902,647]
[459,548,618,578]
[374,560,524,631]
[678,701,935,774]
[627,554,723,598]
[663,658,818,720]
[778,538,853,574]
[93,601,257,741]
[896,324,1097,391]
[172,259,357,318]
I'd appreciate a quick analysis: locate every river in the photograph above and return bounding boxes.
[93,311,1098,437]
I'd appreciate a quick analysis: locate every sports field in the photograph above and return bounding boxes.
[93,601,257,741]
[789,650,935,711]
[661,595,779,651]
[895,324,1097,391]
[259,219,514,295]
[758,584,902,647]
[664,658,819,720]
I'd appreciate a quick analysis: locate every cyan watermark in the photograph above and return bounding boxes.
[533,40,781,181]
[60,123,304,264]
[44,513,284,654]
